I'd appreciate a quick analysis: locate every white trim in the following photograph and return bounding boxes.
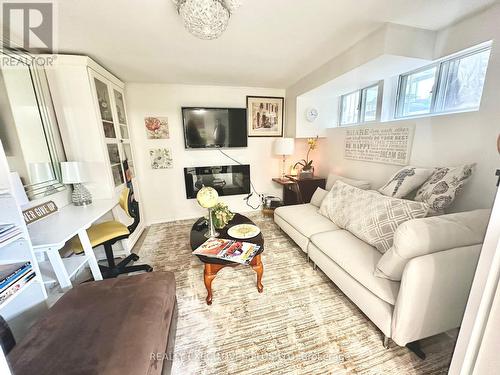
[394,42,492,120]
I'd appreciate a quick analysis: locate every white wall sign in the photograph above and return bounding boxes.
[344,125,414,165]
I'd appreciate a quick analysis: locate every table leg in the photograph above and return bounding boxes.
[77,229,103,281]
[46,249,72,290]
[203,263,224,305]
[251,254,264,293]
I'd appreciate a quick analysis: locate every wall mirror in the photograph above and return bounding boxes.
[0,48,66,200]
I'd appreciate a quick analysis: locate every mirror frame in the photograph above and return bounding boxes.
[1,47,66,200]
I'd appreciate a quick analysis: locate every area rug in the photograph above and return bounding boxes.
[138,213,454,375]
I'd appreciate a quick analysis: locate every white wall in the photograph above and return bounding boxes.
[287,5,500,212]
[126,84,296,224]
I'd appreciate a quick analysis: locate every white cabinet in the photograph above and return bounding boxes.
[45,56,143,251]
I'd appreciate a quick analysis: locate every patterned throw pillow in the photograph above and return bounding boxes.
[414,164,475,213]
[319,181,429,253]
[378,167,434,198]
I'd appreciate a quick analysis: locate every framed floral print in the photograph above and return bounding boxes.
[149,148,173,169]
[144,116,170,139]
[246,96,284,137]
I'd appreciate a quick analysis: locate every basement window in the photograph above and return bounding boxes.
[339,83,380,126]
[395,45,491,118]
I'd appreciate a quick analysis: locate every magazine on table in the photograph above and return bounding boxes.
[193,238,260,265]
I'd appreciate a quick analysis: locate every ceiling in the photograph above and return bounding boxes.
[54,0,496,88]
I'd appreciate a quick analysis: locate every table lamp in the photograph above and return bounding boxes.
[29,162,58,196]
[29,162,55,184]
[273,138,295,180]
[61,162,92,206]
[196,186,219,238]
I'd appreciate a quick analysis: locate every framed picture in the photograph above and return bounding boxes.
[246,96,284,137]
[145,116,170,139]
[149,148,173,169]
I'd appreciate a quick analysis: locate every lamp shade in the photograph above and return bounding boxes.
[273,138,295,156]
[61,162,88,184]
[29,162,55,184]
[196,186,219,209]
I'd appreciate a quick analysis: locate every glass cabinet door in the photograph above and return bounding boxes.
[112,87,135,187]
[94,77,116,139]
[91,71,136,189]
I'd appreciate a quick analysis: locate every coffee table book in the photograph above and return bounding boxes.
[193,238,260,265]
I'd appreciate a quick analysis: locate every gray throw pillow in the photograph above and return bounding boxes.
[414,164,475,213]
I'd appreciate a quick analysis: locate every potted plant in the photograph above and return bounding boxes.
[294,136,318,179]
[211,202,235,229]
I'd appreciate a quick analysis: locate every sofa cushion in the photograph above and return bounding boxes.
[274,203,339,238]
[414,164,475,213]
[378,166,433,198]
[375,209,490,281]
[310,230,400,305]
[310,187,328,207]
[320,181,429,253]
[325,173,371,191]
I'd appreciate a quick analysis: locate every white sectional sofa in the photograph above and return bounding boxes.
[274,176,490,352]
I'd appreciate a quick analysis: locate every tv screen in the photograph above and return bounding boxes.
[182,107,247,148]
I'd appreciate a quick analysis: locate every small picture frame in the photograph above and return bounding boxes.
[149,148,173,169]
[144,116,170,139]
[246,96,284,137]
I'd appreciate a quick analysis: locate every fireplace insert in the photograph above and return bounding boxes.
[184,165,250,199]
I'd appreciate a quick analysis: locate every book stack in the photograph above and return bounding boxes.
[0,224,22,245]
[0,262,36,304]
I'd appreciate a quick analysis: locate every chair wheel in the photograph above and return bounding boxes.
[131,254,140,261]
[146,266,153,272]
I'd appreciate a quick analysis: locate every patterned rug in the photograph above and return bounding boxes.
[138,213,454,375]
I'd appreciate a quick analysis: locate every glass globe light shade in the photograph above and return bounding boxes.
[196,186,219,208]
[179,0,230,40]
[223,0,242,12]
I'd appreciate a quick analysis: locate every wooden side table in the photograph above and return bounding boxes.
[272,176,326,205]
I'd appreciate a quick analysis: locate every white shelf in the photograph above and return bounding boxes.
[38,255,89,284]
[0,276,38,310]
[0,232,24,250]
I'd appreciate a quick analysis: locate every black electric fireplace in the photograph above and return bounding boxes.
[184,165,250,199]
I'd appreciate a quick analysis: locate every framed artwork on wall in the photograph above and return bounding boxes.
[144,116,170,139]
[149,148,173,169]
[246,96,284,137]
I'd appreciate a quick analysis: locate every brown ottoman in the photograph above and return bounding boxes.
[8,272,177,375]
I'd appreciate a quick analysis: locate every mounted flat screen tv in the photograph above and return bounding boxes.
[182,107,247,148]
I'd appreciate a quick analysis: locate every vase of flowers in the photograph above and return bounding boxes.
[294,136,319,179]
[211,202,235,230]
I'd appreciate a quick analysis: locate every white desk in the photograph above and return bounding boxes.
[28,199,118,289]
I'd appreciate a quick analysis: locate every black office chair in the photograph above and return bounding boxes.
[69,188,152,278]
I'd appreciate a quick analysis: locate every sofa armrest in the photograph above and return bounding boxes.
[375,209,490,281]
[391,244,481,346]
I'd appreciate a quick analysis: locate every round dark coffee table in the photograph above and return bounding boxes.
[190,213,264,305]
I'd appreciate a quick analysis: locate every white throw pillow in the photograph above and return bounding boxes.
[325,173,371,191]
[320,181,429,253]
[378,167,434,198]
[414,164,475,213]
[310,187,328,207]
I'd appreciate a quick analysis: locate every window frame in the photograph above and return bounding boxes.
[395,45,491,119]
[338,82,382,127]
